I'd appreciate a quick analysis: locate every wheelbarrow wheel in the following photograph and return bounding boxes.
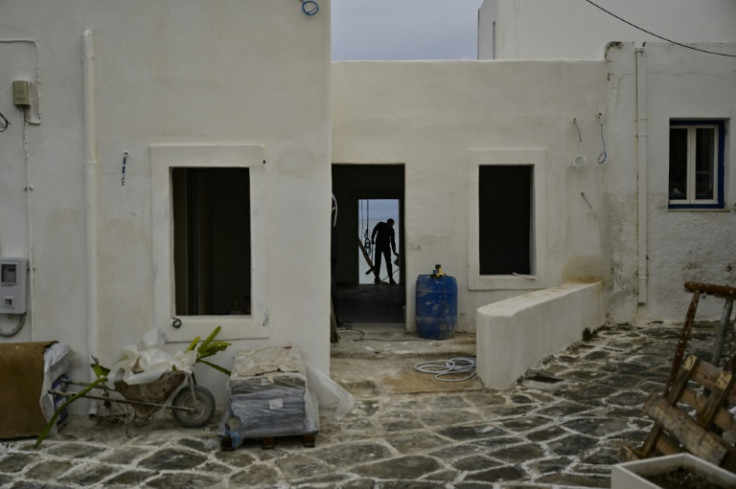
[171,385,215,428]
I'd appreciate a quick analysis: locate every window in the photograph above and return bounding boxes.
[478,165,532,275]
[172,168,251,316]
[468,149,547,290]
[669,120,725,208]
[151,145,268,342]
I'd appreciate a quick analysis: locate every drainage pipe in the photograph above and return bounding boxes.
[635,47,648,304]
[82,30,100,415]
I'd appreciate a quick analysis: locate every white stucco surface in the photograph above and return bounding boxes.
[476,282,604,389]
[0,0,332,406]
[479,0,736,60]
[333,60,610,331]
[1,0,734,414]
[605,43,736,322]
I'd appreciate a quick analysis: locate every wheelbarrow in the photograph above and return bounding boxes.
[50,369,215,428]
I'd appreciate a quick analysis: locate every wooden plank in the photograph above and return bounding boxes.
[330,299,340,343]
[639,355,699,457]
[667,292,701,392]
[680,388,736,436]
[653,432,684,456]
[644,395,728,466]
[691,357,736,405]
[357,239,375,278]
[697,370,736,429]
[685,282,736,301]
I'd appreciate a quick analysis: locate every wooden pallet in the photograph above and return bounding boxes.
[626,353,736,472]
[221,432,317,451]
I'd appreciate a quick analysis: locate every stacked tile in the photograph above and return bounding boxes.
[220,345,318,448]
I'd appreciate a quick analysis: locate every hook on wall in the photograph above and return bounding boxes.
[597,112,608,164]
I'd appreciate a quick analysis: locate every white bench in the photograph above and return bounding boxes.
[476,282,604,389]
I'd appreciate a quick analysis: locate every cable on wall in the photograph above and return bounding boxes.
[583,0,736,58]
[121,152,137,216]
[0,111,9,132]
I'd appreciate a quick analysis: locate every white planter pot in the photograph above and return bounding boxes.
[611,453,736,489]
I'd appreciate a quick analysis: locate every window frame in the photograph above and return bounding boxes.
[668,120,725,209]
[151,145,269,342]
[468,149,547,291]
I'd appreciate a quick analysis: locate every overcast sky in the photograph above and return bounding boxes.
[332,0,485,60]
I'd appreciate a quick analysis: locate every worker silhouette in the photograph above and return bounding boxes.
[371,218,398,284]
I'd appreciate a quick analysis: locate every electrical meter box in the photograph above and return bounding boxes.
[1,258,28,314]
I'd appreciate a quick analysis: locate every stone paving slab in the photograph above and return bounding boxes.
[0,323,724,488]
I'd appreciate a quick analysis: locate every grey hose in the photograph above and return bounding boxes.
[0,313,27,337]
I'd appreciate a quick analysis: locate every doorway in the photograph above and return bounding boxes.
[332,164,405,327]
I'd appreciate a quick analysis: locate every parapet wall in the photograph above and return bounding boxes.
[476,282,604,389]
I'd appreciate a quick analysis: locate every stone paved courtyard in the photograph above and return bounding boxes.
[0,322,724,488]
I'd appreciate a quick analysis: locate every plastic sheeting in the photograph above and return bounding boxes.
[106,328,196,387]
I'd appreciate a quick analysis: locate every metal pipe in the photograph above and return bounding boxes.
[50,390,195,412]
[635,47,648,304]
[83,29,100,417]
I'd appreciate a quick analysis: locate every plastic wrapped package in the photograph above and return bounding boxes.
[220,346,319,448]
[220,389,319,447]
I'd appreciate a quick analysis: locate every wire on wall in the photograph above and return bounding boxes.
[583,0,736,58]
[0,111,9,132]
[597,112,608,164]
[301,0,319,16]
[121,152,137,216]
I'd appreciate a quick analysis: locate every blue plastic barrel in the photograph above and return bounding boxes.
[415,271,457,340]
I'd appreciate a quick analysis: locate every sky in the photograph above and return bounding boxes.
[332,0,485,61]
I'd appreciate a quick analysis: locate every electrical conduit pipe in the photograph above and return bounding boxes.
[83,29,100,416]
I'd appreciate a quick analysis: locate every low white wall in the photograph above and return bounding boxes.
[476,282,604,389]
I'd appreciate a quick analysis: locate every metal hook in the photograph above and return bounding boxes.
[573,118,583,143]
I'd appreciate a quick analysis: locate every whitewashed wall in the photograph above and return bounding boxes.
[0,0,332,404]
[605,42,736,323]
[332,59,610,331]
[479,0,736,60]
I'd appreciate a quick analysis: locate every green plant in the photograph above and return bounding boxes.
[186,325,231,376]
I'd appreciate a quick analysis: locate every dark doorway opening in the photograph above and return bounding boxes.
[332,164,405,326]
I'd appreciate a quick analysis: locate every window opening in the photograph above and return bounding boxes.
[358,199,400,285]
[172,168,251,315]
[478,165,533,275]
[669,120,725,208]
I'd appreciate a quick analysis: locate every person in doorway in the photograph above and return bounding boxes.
[371,218,398,284]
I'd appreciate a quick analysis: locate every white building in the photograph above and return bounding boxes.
[478,0,736,59]
[1,0,734,398]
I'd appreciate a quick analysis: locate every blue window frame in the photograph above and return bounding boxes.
[668,120,725,209]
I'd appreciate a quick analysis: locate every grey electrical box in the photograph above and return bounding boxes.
[1,258,28,314]
[13,81,31,106]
